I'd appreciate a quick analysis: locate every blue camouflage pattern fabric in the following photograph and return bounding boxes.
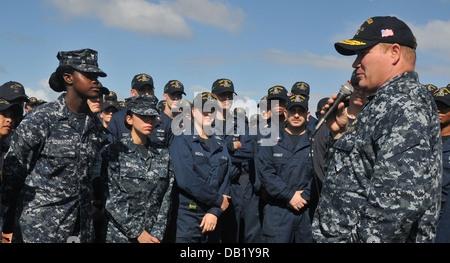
[312,71,442,243]
[1,94,103,243]
[57,48,107,77]
[103,133,174,243]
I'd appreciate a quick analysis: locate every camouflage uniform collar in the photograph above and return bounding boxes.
[55,93,98,120]
[377,71,418,94]
[60,93,96,116]
[120,132,157,159]
[53,94,68,120]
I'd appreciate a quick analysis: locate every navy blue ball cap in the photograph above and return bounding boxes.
[164,80,186,95]
[193,92,218,111]
[291,81,310,97]
[335,16,417,56]
[0,81,29,102]
[101,100,119,111]
[423,84,438,95]
[286,94,308,111]
[316,97,330,112]
[211,78,236,95]
[434,86,450,107]
[0,99,23,116]
[267,85,288,101]
[132,73,154,90]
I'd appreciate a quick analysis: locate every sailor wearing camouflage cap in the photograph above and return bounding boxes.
[57,48,107,77]
[102,94,174,243]
[2,48,106,242]
[124,95,159,139]
[107,73,173,148]
[126,95,159,117]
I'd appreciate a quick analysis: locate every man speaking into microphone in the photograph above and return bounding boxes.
[312,16,442,243]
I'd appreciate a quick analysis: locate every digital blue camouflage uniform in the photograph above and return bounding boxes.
[102,134,174,243]
[102,95,174,243]
[312,71,442,243]
[1,94,103,243]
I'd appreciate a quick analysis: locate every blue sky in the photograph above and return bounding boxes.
[1,0,450,116]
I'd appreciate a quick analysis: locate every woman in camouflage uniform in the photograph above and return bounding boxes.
[102,95,174,243]
[1,48,106,243]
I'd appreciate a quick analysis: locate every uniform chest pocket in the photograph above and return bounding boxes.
[120,172,148,197]
[272,150,289,171]
[272,147,292,164]
[211,156,229,187]
[333,136,355,153]
[331,136,355,176]
[193,155,209,165]
[272,156,289,165]
[216,156,229,173]
[42,139,77,167]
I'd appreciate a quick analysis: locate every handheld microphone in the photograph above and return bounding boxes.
[312,82,354,136]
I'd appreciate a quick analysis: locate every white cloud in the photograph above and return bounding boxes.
[410,19,450,59]
[47,0,246,38]
[261,49,353,71]
[48,0,193,38]
[165,0,246,33]
[24,78,59,102]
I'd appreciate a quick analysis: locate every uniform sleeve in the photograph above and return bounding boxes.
[206,153,231,217]
[1,116,46,232]
[2,117,45,201]
[148,158,175,241]
[229,132,254,162]
[257,144,294,203]
[357,104,441,243]
[169,136,223,208]
[93,146,110,203]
